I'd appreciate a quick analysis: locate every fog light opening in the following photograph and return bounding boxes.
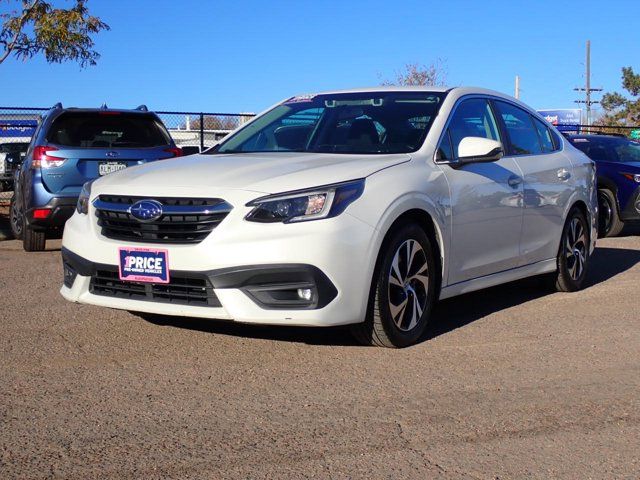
[63,262,78,288]
[297,288,312,301]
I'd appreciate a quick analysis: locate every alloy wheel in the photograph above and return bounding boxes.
[565,217,587,281]
[387,239,429,331]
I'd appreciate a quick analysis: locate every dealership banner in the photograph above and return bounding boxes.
[0,119,38,138]
[537,109,582,133]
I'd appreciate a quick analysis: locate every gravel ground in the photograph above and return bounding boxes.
[0,233,639,479]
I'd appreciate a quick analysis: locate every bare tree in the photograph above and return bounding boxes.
[381,60,447,87]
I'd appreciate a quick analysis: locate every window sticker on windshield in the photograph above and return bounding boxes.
[573,138,589,143]
[285,94,316,104]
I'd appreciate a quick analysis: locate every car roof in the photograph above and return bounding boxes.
[53,108,154,114]
[291,86,532,110]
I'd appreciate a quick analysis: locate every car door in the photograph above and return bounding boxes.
[436,97,524,285]
[492,100,573,266]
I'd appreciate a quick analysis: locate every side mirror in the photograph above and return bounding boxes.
[457,137,504,164]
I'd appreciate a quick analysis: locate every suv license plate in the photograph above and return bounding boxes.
[99,161,127,176]
[119,247,170,284]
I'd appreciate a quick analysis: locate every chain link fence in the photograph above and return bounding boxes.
[568,124,640,137]
[0,106,256,203]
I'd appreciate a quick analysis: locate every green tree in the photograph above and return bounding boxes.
[598,67,640,126]
[381,60,447,87]
[0,0,109,67]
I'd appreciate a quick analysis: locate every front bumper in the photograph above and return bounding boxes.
[620,186,640,221]
[60,194,379,327]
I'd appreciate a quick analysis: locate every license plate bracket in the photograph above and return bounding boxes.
[118,247,170,284]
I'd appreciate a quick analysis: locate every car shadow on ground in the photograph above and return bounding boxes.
[137,245,640,347]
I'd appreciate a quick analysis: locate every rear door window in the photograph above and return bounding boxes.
[47,112,171,148]
[533,117,555,152]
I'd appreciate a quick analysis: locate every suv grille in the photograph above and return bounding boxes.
[90,267,221,307]
[94,195,232,244]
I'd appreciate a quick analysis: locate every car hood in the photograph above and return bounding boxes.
[596,160,640,170]
[93,151,411,194]
[618,161,640,170]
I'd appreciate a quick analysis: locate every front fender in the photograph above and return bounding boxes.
[347,161,451,291]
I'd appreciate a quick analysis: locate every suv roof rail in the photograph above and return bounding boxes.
[135,104,148,112]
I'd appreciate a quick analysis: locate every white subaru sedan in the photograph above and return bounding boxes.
[61,87,597,347]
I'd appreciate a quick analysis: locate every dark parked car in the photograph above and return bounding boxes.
[10,103,182,251]
[0,142,29,192]
[567,134,640,236]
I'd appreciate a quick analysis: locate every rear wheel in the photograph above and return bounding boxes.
[350,223,437,348]
[9,194,24,240]
[23,225,46,251]
[597,189,624,237]
[553,208,590,292]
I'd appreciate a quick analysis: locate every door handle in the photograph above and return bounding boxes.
[557,168,571,181]
[507,175,523,188]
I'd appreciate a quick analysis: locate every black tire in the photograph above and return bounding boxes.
[553,208,590,292]
[597,189,624,238]
[23,225,46,251]
[350,223,437,348]
[9,194,24,240]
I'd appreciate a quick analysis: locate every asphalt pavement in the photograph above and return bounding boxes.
[0,232,639,479]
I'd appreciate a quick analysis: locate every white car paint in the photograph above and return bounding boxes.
[60,86,597,328]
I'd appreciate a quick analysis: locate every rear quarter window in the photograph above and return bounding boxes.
[47,112,171,148]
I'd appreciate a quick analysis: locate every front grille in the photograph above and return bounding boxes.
[90,267,221,307]
[94,195,232,244]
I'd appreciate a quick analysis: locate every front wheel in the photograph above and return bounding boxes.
[553,208,590,292]
[597,189,624,238]
[351,224,437,348]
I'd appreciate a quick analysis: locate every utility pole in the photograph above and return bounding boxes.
[574,40,602,127]
[514,75,520,100]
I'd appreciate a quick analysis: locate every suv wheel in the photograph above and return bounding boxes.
[9,194,24,240]
[23,224,46,251]
[597,189,624,237]
[553,208,590,292]
[351,224,436,348]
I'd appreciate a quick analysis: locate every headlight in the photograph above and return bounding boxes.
[621,172,640,183]
[245,179,365,223]
[76,181,94,214]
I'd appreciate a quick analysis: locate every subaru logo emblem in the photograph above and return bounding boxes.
[105,151,119,158]
[129,200,163,222]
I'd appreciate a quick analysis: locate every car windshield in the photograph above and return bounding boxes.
[47,112,171,148]
[214,91,446,155]
[570,136,640,163]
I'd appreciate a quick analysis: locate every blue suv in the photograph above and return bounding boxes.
[567,133,640,237]
[10,104,182,251]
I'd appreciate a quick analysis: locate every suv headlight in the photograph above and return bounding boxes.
[245,179,365,223]
[76,181,94,214]
[621,172,640,183]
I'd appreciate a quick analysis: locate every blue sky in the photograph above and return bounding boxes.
[1,0,638,115]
